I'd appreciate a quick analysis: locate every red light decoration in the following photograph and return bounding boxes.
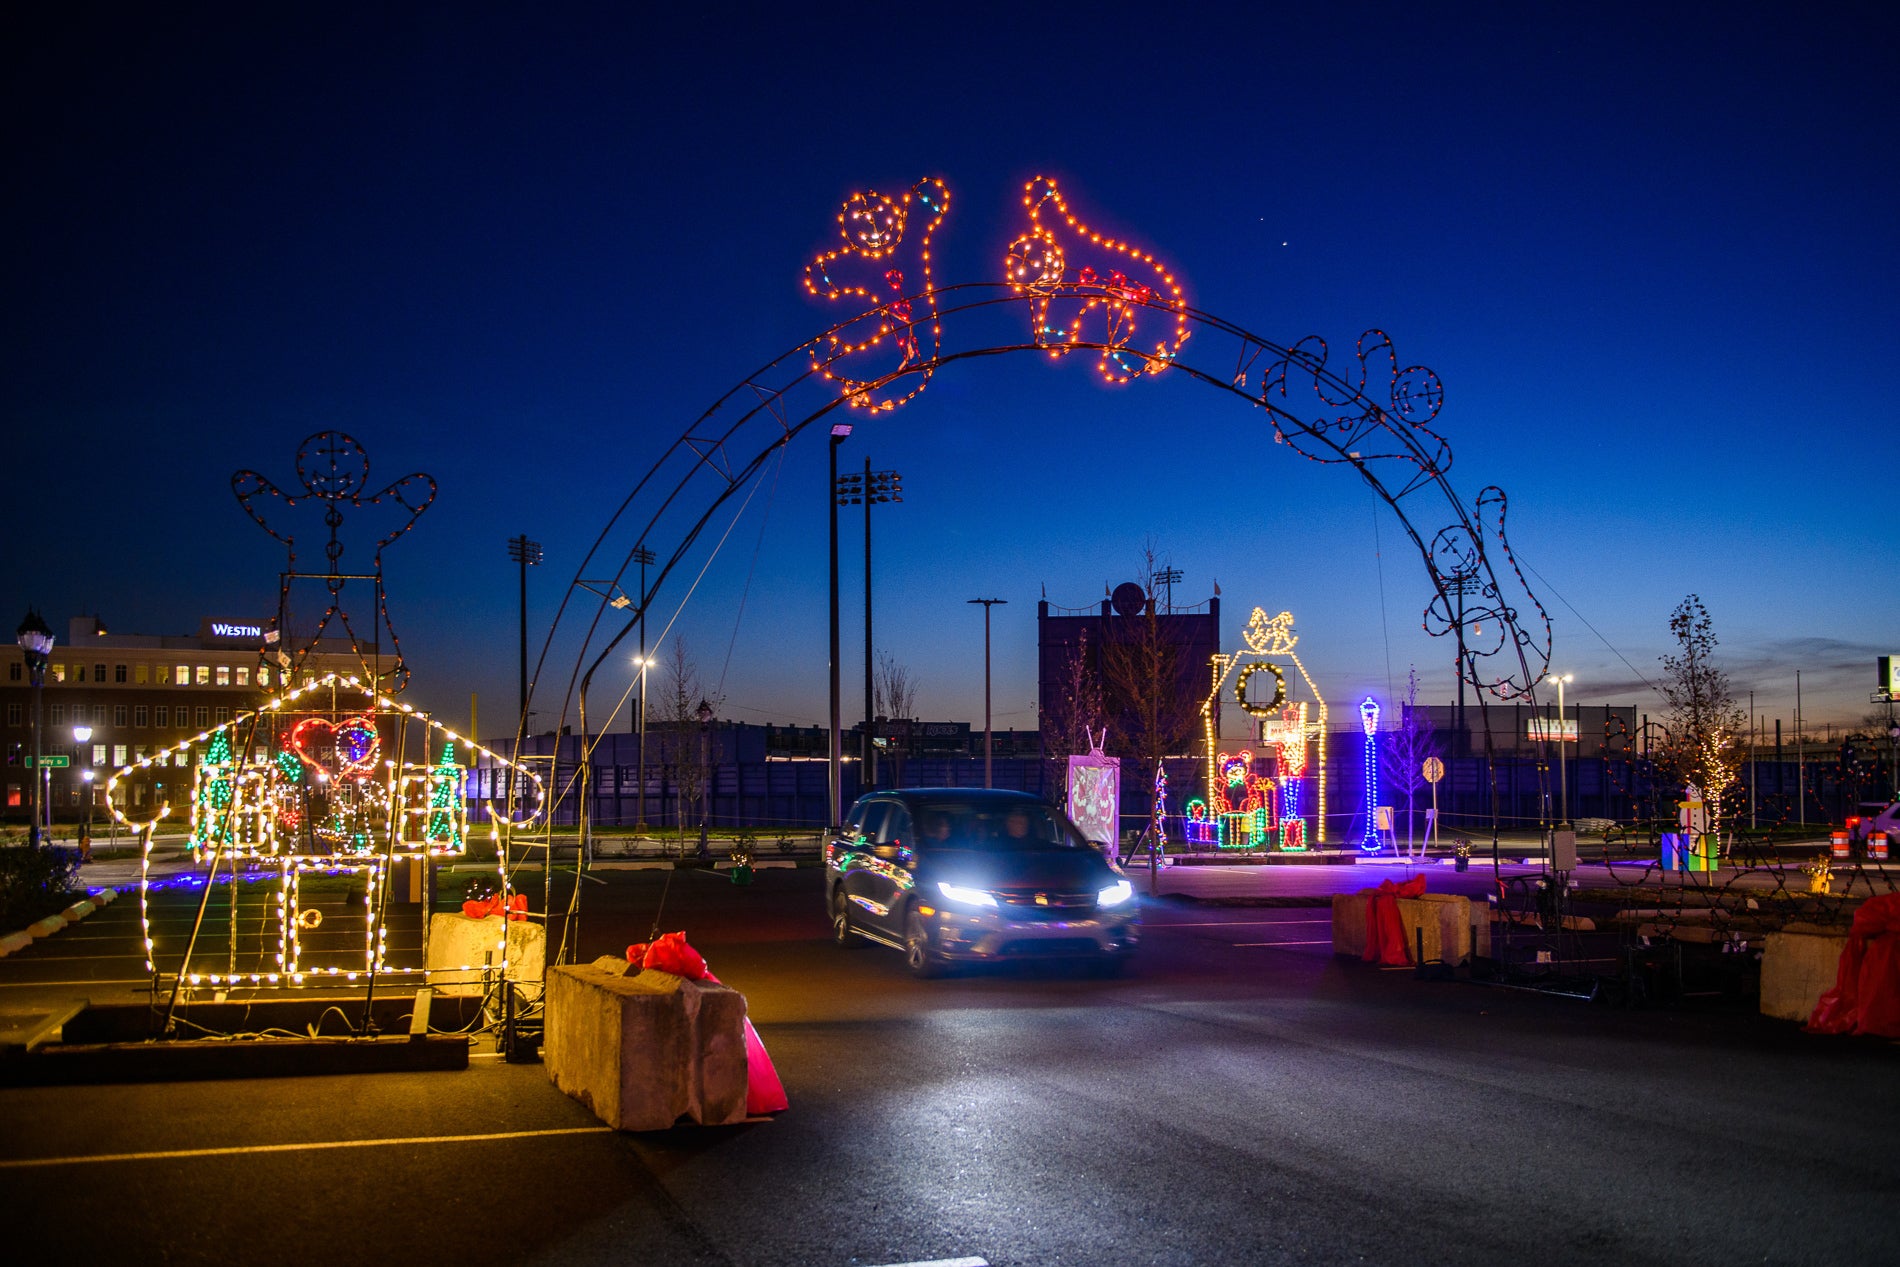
[1006,175,1189,384]
[802,177,950,413]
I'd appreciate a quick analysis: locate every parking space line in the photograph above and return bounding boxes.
[1145,921,1330,931]
[865,1259,989,1267]
[0,1125,616,1169]
[1232,939,1333,947]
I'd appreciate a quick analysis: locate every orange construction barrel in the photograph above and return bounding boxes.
[1832,831,1851,859]
[1873,833,1891,862]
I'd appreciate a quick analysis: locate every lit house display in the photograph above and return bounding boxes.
[1192,608,1329,849]
[105,673,544,987]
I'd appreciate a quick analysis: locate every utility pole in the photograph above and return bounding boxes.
[507,535,542,736]
[968,598,1007,787]
[827,424,851,826]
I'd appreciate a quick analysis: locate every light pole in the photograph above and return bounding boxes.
[632,541,654,833]
[507,535,542,736]
[73,724,93,857]
[16,610,54,848]
[1545,673,1574,827]
[827,423,852,827]
[696,697,713,861]
[968,599,1007,788]
[633,654,652,832]
[835,460,902,789]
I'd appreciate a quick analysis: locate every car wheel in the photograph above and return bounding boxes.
[831,888,864,948]
[904,906,944,978]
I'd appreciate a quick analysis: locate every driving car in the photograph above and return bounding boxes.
[825,788,1140,977]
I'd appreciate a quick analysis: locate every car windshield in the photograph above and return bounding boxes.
[908,800,1087,851]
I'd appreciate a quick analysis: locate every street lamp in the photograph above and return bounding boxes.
[968,599,1007,788]
[827,422,852,827]
[1545,673,1574,827]
[16,610,54,848]
[836,460,902,788]
[696,698,714,861]
[74,723,95,859]
[633,653,653,832]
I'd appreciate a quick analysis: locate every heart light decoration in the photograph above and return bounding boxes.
[287,715,382,779]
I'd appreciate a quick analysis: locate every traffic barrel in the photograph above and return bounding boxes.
[1872,832,1890,862]
[1831,831,1851,859]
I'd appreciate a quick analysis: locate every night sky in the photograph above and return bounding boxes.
[5,3,1896,744]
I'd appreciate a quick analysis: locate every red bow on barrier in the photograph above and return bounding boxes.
[461,893,528,922]
[1807,892,1900,1038]
[1363,875,1428,966]
[624,931,788,1115]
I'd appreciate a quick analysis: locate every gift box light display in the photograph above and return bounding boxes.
[106,673,544,987]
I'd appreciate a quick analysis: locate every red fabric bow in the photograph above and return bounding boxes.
[1363,875,1428,966]
[462,893,528,921]
[624,932,787,1114]
[1807,893,1900,1037]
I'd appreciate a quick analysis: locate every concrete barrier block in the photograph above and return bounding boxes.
[29,915,64,939]
[1398,893,1473,966]
[544,959,748,1131]
[426,913,547,1000]
[1332,892,1370,957]
[61,900,94,923]
[0,930,33,956]
[1761,929,1849,1022]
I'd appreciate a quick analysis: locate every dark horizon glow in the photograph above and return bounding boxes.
[4,4,1896,743]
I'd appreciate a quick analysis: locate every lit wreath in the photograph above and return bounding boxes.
[1234,662,1287,716]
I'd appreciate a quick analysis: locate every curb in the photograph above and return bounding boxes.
[0,886,117,959]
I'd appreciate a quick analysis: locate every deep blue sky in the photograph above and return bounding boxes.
[4,2,1896,743]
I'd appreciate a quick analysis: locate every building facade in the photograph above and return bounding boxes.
[4,614,391,824]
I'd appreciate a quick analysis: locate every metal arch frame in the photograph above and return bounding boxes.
[512,283,1556,900]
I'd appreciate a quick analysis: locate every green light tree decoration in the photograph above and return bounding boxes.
[425,741,461,848]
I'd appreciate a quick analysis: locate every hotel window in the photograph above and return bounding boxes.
[155,705,168,727]
[135,664,149,685]
[115,664,127,683]
[156,665,169,685]
[134,705,148,727]
[53,664,67,683]
[113,705,128,727]
[92,705,106,727]
[215,665,230,686]
[94,664,106,682]
[112,744,127,766]
[92,744,106,767]
[214,707,229,724]
[257,667,271,688]
[176,664,190,685]
[5,703,18,726]
[236,666,250,687]
[50,704,65,726]
[195,707,209,728]
[195,666,210,685]
[7,663,18,681]
[134,745,148,761]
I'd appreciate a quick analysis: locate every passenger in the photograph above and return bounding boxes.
[1002,807,1035,844]
[921,812,953,843]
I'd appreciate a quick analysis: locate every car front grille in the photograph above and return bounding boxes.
[994,890,1094,920]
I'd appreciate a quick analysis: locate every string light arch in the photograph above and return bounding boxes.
[523,174,1554,855]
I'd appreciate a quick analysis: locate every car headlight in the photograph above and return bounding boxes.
[1097,879,1134,908]
[936,881,997,908]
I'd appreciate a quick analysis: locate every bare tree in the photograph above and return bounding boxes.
[1040,628,1103,808]
[873,652,917,787]
[1379,666,1439,856]
[1656,594,1747,840]
[1100,545,1200,791]
[661,638,708,855]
